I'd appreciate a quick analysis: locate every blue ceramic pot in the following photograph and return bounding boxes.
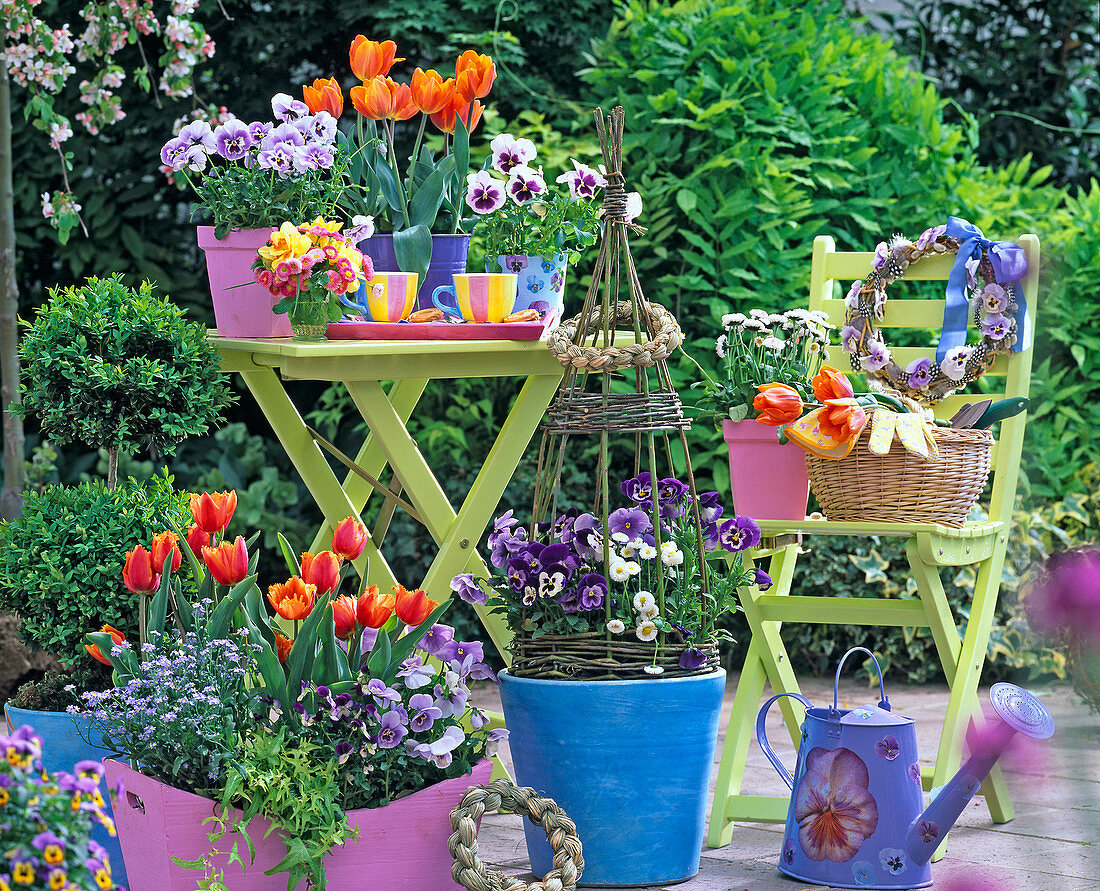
[5,704,128,886]
[500,669,726,887]
[358,232,471,312]
[488,254,569,318]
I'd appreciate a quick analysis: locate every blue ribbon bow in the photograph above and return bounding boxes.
[936,216,1030,362]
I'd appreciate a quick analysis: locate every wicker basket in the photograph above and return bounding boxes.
[509,633,720,680]
[806,410,994,526]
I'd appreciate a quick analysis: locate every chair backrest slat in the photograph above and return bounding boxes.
[808,234,1040,527]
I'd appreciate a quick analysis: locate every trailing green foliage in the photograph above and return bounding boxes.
[0,471,189,665]
[18,274,234,462]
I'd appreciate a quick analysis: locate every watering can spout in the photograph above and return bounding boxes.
[905,684,1055,867]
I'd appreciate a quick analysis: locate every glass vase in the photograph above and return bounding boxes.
[287,298,328,342]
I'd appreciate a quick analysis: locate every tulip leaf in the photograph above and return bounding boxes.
[167,515,207,589]
[366,623,392,678]
[171,579,194,634]
[238,608,287,708]
[146,564,173,640]
[367,152,408,224]
[208,575,258,641]
[86,631,140,681]
[453,114,471,192]
[277,532,301,578]
[244,586,277,650]
[408,167,447,231]
[378,600,452,683]
[393,224,433,286]
[312,608,351,685]
[285,591,333,699]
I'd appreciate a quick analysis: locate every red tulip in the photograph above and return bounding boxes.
[202,536,249,586]
[268,577,317,621]
[123,545,158,594]
[356,585,395,629]
[303,77,343,118]
[86,623,125,665]
[150,530,182,575]
[185,523,211,560]
[394,584,438,626]
[332,517,368,560]
[753,383,803,427]
[189,490,237,534]
[811,365,855,402]
[301,550,341,595]
[330,595,358,640]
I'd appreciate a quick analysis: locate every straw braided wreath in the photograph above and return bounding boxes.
[547,300,682,370]
[449,779,584,891]
[841,232,1020,402]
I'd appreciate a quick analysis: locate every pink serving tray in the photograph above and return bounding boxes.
[326,311,557,341]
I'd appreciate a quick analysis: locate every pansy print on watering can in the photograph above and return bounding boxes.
[757,647,1055,889]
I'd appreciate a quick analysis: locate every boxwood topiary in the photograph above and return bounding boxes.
[0,471,189,670]
[17,274,234,488]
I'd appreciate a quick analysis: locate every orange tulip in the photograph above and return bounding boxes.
[410,67,455,115]
[454,50,495,101]
[332,516,368,560]
[202,536,249,587]
[86,623,125,666]
[275,631,293,664]
[303,77,344,118]
[349,36,401,81]
[123,545,158,594]
[268,577,317,621]
[817,397,868,444]
[356,585,395,628]
[189,490,237,534]
[430,95,483,135]
[753,383,804,427]
[811,365,855,402]
[185,523,210,560]
[350,76,418,121]
[301,550,341,595]
[330,595,357,640]
[393,584,438,626]
[150,530,182,575]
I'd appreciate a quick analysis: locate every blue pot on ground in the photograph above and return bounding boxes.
[5,704,128,886]
[499,668,726,887]
[358,232,471,312]
[488,253,568,319]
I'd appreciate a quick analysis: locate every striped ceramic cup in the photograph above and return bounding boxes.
[431,273,518,323]
[346,272,418,322]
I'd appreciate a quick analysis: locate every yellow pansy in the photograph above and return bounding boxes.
[258,221,313,266]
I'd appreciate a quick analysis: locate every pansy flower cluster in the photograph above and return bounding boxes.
[463,133,604,263]
[0,725,122,890]
[455,473,758,654]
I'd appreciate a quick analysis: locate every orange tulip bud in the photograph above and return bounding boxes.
[189,490,237,534]
[301,550,341,595]
[454,50,495,101]
[202,536,249,587]
[85,623,125,666]
[330,595,358,640]
[349,36,401,81]
[752,383,804,427]
[303,77,343,118]
[430,95,483,135]
[275,631,293,664]
[393,584,438,626]
[332,517,368,560]
[410,67,455,115]
[151,530,182,575]
[355,585,395,628]
[268,577,317,621]
[185,523,210,559]
[123,545,158,594]
[811,365,855,402]
[817,397,868,444]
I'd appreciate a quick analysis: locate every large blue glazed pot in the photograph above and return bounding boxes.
[500,669,726,887]
[488,253,569,318]
[358,232,471,312]
[5,704,128,886]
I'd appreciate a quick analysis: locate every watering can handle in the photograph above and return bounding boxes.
[834,646,890,712]
[756,692,813,791]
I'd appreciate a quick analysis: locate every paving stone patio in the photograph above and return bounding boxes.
[470,674,1100,890]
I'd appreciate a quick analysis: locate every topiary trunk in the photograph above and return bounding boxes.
[0,63,24,520]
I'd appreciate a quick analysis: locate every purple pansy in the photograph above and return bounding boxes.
[914,223,947,251]
[906,356,934,389]
[418,624,455,660]
[503,254,529,273]
[754,568,773,591]
[840,324,862,353]
[621,471,653,504]
[298,110,337,143]
[451,572,487,605]
[608,507,652,542]
[506,165,546,204]
[408,693,443,733]
[571,513,603,561]
[440,639,484,666]
[213,119,252,160]
[261,121,305,151]
[490,527,528,570]
[556,159,606,200]
[917,820,939,844]
[575,573,608,611]
[294,142,335,171]
[982,283,1009,313]
[183,144,209,172]
[160,136,190,170]
[718,515,761,552]
[258,143,296,176]
[178,119,216,152]
[248,120,271,143]
[872,241,889,269]
[396,653,434,689]
[679,648,707,670]
[376,710,407,749]
[941,345,971,381]
[490,133,536,174]
[860,338,891,372]
[697,491,723,526]
[845,279,863,308]
[466,169,506,214]
[658,477,689,505]
[874,735,900,760]
[980,313,1011,340]
[909,762,922,785]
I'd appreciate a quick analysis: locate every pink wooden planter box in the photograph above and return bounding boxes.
[105,758,491,890]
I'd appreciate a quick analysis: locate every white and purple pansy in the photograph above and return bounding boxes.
[490,133,537,174]
[179,119,216,153]
[556,159,606,200]
[980,313,1012,340]
[914,223,947,251]
[840,324,862,353]
[941,345,972,381]
[160,136,190,171]
[506,165,547,205]
[982,282,1009,314]
[213,119,251,161]
[271,91,309,122]
[872,241,889,269]
[465,169,506,214]
[845,279,863,308]
[906,356,933,389]
[859,337,891,372]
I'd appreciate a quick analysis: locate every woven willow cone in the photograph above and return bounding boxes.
[524,106,709,680]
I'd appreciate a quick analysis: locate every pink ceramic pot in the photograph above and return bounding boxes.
[105,758,491,890]
[197,226,292,338]
[723,418,809,521]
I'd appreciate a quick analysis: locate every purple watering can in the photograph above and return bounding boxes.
[757,646,1054,889]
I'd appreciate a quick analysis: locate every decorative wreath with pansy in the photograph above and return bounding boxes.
[840,224,1023,403]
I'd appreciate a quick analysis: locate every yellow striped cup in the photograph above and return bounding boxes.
[347,272,418,322]
[431,273,518,323]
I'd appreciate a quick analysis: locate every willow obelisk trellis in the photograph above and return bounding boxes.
[523,105,713,678]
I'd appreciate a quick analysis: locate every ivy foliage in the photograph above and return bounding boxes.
[18,274,234,460]
[0,471,189,663]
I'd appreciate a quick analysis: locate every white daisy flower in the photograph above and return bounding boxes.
[662,548,684,567]
[636,620,658,642]
[715,334,727,358]
[763,335,785,352]
[606,619,625,634]
[609,561,630,582]
[660,541,677,557]
[638,544,658,561]
[643,665,664,675]
[620,543,637,559]
[721,312,747,327]
[625,561,642,577]
[749,308,770,321]
[633,591,656,612]
[611,531,629,544]
[643,605,659,619]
